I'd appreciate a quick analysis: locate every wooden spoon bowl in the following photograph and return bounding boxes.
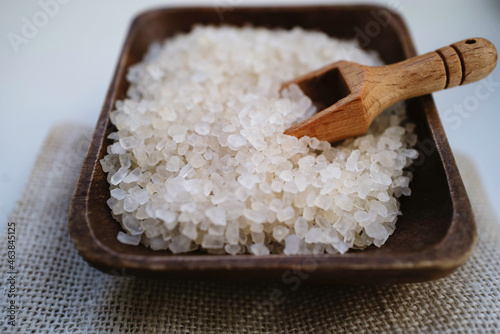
[284,38,497,142]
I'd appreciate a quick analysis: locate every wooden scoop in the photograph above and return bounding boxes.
[283,38,497,142]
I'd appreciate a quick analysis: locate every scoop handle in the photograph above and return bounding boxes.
[368,38,497,109]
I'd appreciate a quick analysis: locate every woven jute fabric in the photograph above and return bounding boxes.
[1,123,499,333]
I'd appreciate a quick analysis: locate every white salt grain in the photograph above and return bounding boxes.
[238,174,259,190]
[364,222,387,240]
[122,215,144,235]
[283,235,302,255]
[110,167,128,185]
[294,217,309,238]
[148,236,169,251]
[224,244,241,255]
[205,206,226,226]
[249,243,270,256]
[104,26,417,255]
[117,231,141,246]
[190,153,206,168]
[272,225,290,242]
[277,207,295,222]
[122,168,141,183]
[228,134,248,148]
[305,227,323,244]
[170,235,192,254]
[110,188,127,200]
[201,234,225,249]
[195,122,211,135]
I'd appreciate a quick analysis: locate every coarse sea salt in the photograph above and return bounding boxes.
[103,25,418,254]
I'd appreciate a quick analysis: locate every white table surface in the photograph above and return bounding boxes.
[1,0,499,233]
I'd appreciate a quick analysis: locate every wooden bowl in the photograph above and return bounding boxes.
[69,5,476,284]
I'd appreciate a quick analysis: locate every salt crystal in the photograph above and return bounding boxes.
[110,188,127,200]
[309,137,320,149]
[283,181,298,194]
[190,153,207,168]
[228,134,248,148]
[123,196,139,212]
[193,142,208,154]
[277,207,295,222]
[294,174,308,192]
[302,207,316,221]
[269,198,283,212]
[107,132,120,140]
[364,222,387,240]
[346,150,360,171]
[122,214,144,235]
[181,222,198,240]
[283,235,302,255]
[259,182,272,194]
[271,179,283,193]
[333,239,350,254]
[249,243,270,256]
[316,141,331,151]
[225,222,239,245]
[111,200,124,215]
[205,206,227,226]
[224,244,241,255]
[211,192,227,205]
[294,217,309,238]
[177,143,189,155]
[333,216,355,236]
[134,188,150,205]
[314,195,332,210]
[166,156,183,172]
[280,170,294,182]
[306,190,317,207]
[156,209,176,224]
[119,154,131,169]
[201,234,225,249]
[243,209,267,224]
[377,191,390,202]
[208,224,225,236]
[354,211,371,225]
[110,167,128,185]
[335,194,353,211]
[272,225,289,242]
[123,168,142,183]
[305,227,323,243]
[149,237,168,251]
[194,121,211,135]
[168,125,187,143]
[315,216,332,231]
[298,156,315,170]
[402,148,419,159]
[170,235,192,253]
[119,136,141,150]
[401,187,412,196]
[251,231,265,244]
[117,231,141,246]
[238,174,259,190]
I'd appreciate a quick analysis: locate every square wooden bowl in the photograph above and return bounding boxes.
[69,5,476,284]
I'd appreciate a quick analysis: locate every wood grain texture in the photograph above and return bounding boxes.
[285,38,497,142]
[68,5,477,284]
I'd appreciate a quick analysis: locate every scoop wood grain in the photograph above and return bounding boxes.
[284,38,497,142]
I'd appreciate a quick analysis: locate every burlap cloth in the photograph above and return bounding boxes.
[1,123,499,333]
